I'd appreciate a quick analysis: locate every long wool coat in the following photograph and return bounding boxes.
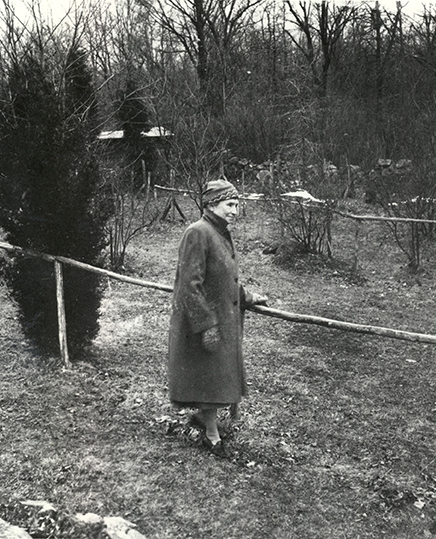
[168,210,253,407]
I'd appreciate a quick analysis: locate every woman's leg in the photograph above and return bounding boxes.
[197,407,230,458]
[230,403,239,421]
[199,407,220,444]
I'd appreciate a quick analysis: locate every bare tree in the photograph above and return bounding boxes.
[369,160,436,272]
[82,0,163,270]
[149,0,264,115]
[284,0,356,97]
[166,111,227,211]
[370,1,404,111]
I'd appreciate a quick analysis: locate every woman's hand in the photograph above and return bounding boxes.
[251,292,268,306]
[202,326,221,352]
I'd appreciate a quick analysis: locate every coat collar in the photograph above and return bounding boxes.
[203,209,233,242]
[203,208,229,232]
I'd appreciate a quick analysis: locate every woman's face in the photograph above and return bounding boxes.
[209,198,239,224]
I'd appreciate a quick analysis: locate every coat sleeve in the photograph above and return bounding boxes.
[176,226,219,334]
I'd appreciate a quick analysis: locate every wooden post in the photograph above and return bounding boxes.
[141,159,146,188]
[353,220,360,273]
[241,169,246,217]
[54,260,71,368]
[146,171,151,200]
[170,169,175,221]
[326,209,333,258]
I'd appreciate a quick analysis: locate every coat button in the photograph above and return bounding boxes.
[233,300,238,306]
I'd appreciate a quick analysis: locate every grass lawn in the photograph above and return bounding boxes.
[1,194,436,538]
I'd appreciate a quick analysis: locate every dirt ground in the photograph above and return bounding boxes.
[1,195,436,538]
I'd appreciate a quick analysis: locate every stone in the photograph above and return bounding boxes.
[20,500,56,514]
[73,513,147,539]
[127,530,147,539]
[103,516,147,539]
[74,513,103,525]
[0,517,32,539]
[104,516,135,538]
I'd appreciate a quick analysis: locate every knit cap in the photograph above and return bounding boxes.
[202,179,239,206]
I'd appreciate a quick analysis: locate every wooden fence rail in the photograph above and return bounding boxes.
[1,240,436,368]
[154,185,436,224]
[333,209,436,224]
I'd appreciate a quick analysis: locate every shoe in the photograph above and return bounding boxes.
[202,435,231,459]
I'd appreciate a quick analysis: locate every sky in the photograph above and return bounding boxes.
[355,0,433,17]
[11,0,113,24]
[10,0,436,24]
[44,0,432,15]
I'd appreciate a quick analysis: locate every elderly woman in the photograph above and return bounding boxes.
[168,178,267,458]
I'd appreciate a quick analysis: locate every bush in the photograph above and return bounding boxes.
[0,36,111,359]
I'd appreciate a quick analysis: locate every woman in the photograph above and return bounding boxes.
[168,178,267,458]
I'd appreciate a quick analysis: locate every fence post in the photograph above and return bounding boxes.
[54,260,71,368]
[353,220,361,273]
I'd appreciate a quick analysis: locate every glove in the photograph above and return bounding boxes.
[202,326,221,352]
